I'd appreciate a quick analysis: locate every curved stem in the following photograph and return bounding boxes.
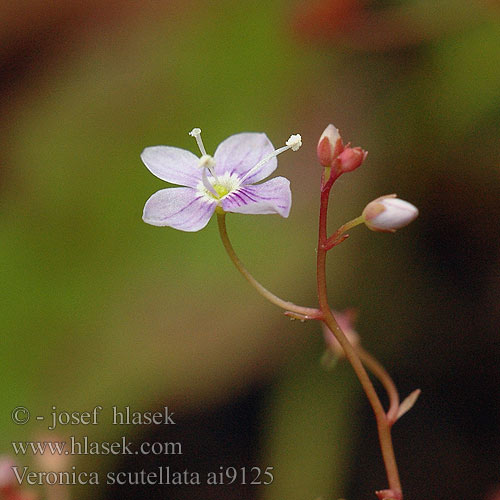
[324,215,365,250]
[357,346,400,424]
[217,211,321,319]
[316,177,402,496]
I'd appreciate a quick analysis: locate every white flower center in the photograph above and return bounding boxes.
[189,127,302,201]
[197,172,241,202]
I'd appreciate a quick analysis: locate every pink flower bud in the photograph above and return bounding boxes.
[338,146,367,172]
[317,124,343,167]
[322,309,360,358]
[362,194,418,233]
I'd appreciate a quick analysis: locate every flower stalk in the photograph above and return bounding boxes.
[217,177,403,494]
[323,215,366,250]
[216,211,321,320]
[357,346,401,425]
[317,167,402,496]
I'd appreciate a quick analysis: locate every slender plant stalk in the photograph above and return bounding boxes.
[324,215,365,249]
[358,346,400,424]
[216,170,403,496]
[217,211,321,319]
[317,174,402,495]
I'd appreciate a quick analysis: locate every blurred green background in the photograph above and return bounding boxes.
[1,0,499,499]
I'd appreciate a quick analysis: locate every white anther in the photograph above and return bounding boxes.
[197,153,219,187]
[240,132,303,183]
[198,154,216,169]
[286,134,302,151]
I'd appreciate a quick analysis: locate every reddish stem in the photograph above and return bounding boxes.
[357,346,400,425]
[316,171,402,497]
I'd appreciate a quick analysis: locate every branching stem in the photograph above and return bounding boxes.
[316,174,402,496]
[216,165,404,497]
[324,215,365,250]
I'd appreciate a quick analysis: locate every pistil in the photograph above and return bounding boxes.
[189,128,207,156]
[190,128,220,195]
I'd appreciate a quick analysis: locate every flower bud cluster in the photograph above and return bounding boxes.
[317,124,367,173]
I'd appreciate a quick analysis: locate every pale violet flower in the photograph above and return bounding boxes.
[141,128,302,232]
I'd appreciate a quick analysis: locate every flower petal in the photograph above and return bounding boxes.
[213,133,277,184]
[141,146,202,188]
[143,187,215,231]
[221,177,291,217]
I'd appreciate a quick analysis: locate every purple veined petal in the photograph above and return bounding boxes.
[141,146,202,188]
[221,176,291,218]
[213,133,277,184]
[143,187,216,231]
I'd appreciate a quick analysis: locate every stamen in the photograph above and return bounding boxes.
[286,134,302,151]
[189,127,207,156]
[240,133,302,183]
[198,154,220,184]
[191,129,220,192]
[198,154,216,169]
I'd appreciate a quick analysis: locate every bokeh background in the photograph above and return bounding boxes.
[1,0,499,499]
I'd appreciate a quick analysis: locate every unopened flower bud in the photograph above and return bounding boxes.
[322,309,359,359]
[362,194,418,233]
[317,124,343,167]
[338,146,367,172]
